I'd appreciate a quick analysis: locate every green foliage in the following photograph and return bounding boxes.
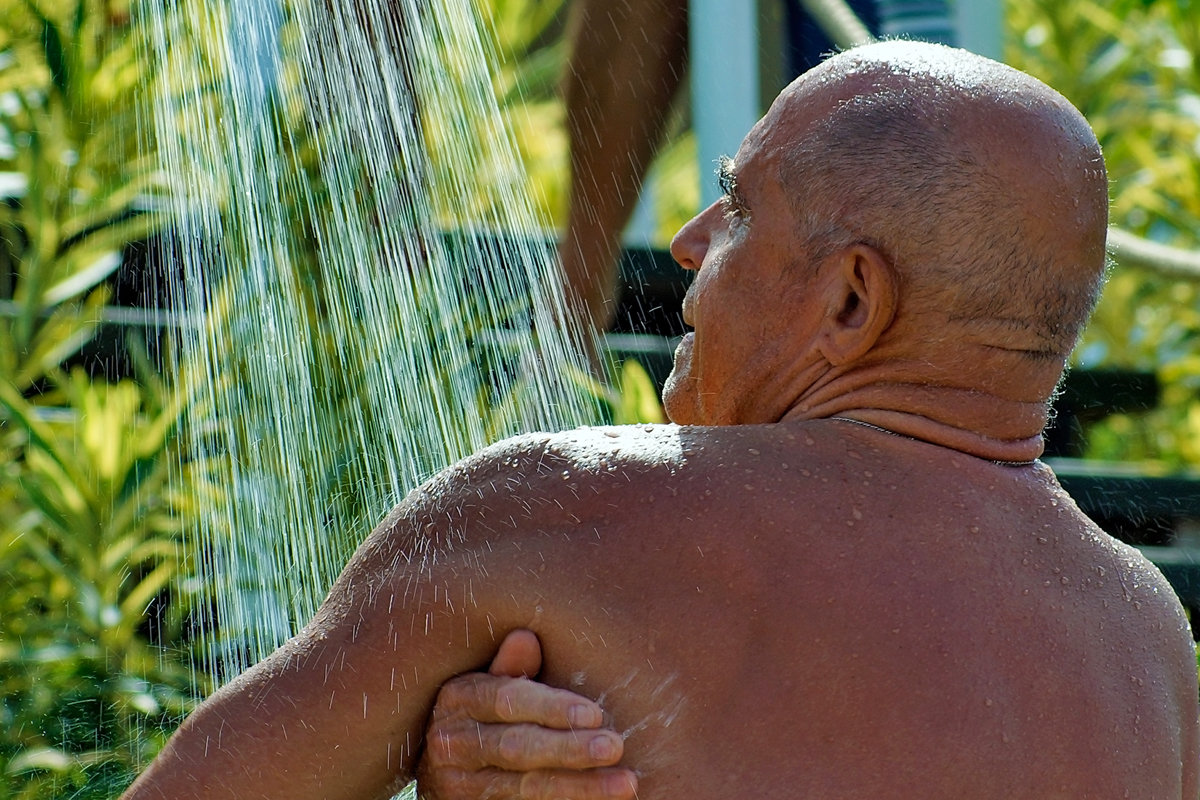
[1007,0,1200,467]
[0,1,199,796]
[0,0,165,347]
[607,358,666,425]
[469,0,570,225]
[569,357,666,425]
[0,365,202,800]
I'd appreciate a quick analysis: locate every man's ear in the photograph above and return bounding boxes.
[815,244,898,366]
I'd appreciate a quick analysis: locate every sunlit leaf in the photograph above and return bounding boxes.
[41,249,121,306]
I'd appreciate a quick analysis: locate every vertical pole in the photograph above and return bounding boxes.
[690,0,762,207]
[955,0,1003,60]
[623,180,659,249]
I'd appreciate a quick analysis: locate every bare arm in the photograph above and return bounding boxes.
[121,459,542,799]
[559,0,688,332]
[122,434,638,800]
[121,575,495,798]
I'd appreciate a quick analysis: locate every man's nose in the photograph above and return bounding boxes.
[669,202,718,271]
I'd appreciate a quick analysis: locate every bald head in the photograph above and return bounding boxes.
[774,41,1109,363]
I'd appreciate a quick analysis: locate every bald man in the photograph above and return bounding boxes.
[122,42,1199,800]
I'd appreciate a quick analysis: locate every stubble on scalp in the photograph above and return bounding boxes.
[774,42,1109,362]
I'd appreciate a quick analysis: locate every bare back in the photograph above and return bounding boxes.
[444,422,1199,799]
[129,421,1199,799]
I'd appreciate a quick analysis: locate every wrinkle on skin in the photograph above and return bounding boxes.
[663,41,1107,466]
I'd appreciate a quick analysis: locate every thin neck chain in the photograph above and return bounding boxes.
[827,416,1037,468]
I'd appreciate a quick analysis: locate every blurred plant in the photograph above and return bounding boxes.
[588,357,667,425]
[0,362,203,800]
[472,0,571,222]
[1007,0,1200,467]
[0,0,165,368]
[0,0,202,797]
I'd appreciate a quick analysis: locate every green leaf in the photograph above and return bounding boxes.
[0,378,92,500]
[5,746,74,774]
[41,250,121,306]
[20,0,69,99]
[12,287,108,389]
[614,359,665,425]
[118,562,177,624]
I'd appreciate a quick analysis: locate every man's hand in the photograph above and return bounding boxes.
[417,630,638,800]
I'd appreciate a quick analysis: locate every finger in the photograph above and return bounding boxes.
[495,724,624,770]
[425,723,624,771]
[489,629,543,678]
[422,767,638,800]
[519,767,639,800]
[436,674,605,729]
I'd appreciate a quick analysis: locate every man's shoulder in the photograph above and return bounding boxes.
[461,424,703,481]
[463,422,821,484]
[374,420,848,550]
[382,425,695,524]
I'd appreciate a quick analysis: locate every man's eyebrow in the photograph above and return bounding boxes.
[716,155,747,211]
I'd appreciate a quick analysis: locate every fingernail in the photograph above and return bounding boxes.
[589,734,617,761]
[604,771,637,798]
[568,703,600,727]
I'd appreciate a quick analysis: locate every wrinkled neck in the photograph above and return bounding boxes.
[781,359,1054,464]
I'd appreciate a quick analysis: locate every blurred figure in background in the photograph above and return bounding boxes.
[559,0,953,335]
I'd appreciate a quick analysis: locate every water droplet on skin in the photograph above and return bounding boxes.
[800,469,811,477]
[969,526,980,534]
[748,448,760,456]
[1060,576,1071,585]
[1037,536,1048,545]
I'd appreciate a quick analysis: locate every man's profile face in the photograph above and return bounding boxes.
[661,92,829,427]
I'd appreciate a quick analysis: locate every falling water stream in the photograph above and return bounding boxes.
[137,0,602,687]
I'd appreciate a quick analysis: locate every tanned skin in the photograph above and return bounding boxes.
[122,43,1200,800]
